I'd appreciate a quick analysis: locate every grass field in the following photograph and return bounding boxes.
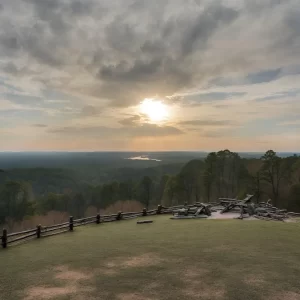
[1,216,300,300]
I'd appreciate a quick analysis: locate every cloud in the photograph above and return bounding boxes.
[210,69,283,87]
[179,120,236,127]
[183,92,246,106]
[1,0,300,151]
[1,0,299,109]
[49,123,183,138]
[0,98,46,116]
[201,130,228,138]
[180,1,239,56]
[279,120,300,126]
[80,105,101,117]
[246,68,282,84]
[99,59,162,83]
[118,115,142,126]
[2,92,42,105]
[32,124,48,128]
[255,89,300,102]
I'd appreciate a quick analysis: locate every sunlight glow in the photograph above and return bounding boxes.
[139,98,169,122]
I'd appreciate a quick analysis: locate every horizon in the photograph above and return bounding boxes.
[0,150,299,155]
[1,1,300,151]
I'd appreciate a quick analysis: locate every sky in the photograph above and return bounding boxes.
[0,0,300,152]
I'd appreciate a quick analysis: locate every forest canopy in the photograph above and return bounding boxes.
[0,150,299,229]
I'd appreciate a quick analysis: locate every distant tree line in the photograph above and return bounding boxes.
[161,149,300,210]
[1,150,300,226]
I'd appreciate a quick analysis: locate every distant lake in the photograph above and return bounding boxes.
[126,155,162,162]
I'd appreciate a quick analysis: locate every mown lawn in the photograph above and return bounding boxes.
[1,216,300,300]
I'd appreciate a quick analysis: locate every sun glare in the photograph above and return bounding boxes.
[140,98,169,122]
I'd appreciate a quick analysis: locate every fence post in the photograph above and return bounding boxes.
[36,224,41,238]
[69,216,74,231]
[157,205,162,214]
[116,211,122,220]
[1,229,7,249]
[142,208,147,216]
[96,214,100,224]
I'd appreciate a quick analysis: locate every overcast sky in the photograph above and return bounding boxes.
[0,0,300,151]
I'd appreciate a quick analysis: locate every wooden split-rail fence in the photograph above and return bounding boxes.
[1,204,176,249]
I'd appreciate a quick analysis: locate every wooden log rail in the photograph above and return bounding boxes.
[1,205,175,249]
[7,232,37,245]
[1,202,299,249]
[42,224,69,233]
[43,221,69,230]
[287,212,300,216]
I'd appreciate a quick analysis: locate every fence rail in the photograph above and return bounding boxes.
[1,204,184,249]
[43,221,69,230]
[7,227,36,238]
[8,232,36,244]
[42,224,69,233]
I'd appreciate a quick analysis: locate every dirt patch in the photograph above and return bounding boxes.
[268,291,300,300]
[24,286,77,300]
[208,211,258,221]
[145,282,160,290]
[203,244,232,253]
[244,274,265,286]
[102,253,161,279]
[184,285,226,299]
[24,266,94,300]
[200,288,226,299]
[73,297,99,300]
[106,253,161,270]
[54,265,92,281]
[102,269,119,276]
[181,267,225,299]
[123,253,161,268]
[106,262,117,268]
[117,293,154,300]
[284,218,299,223]
[184,266,210,279]
[209,212,240,220]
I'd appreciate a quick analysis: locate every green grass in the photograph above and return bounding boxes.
[1,216,300,300]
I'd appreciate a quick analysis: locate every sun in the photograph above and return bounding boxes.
[139,98,169,122]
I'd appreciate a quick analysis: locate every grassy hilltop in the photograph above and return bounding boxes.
[1,216,300,300]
